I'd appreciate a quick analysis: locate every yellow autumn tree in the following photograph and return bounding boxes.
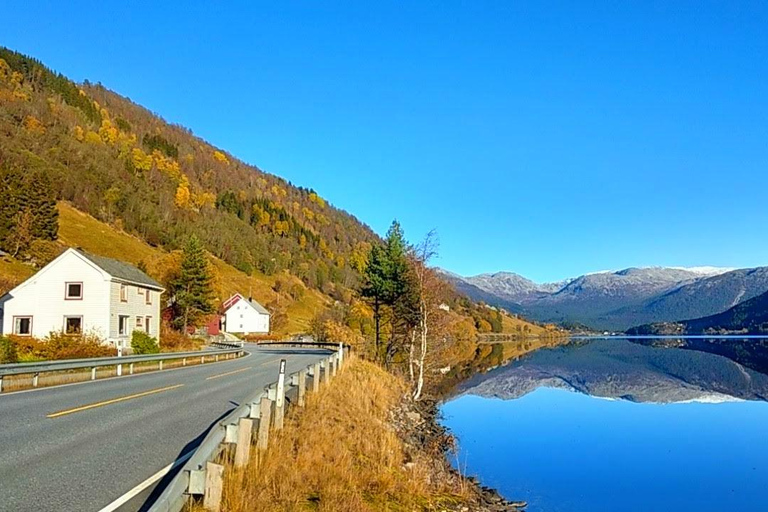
[174,183,191,209]
[73,125,85,141]
[22,115,46,135]
[131,148,153,173]
[98,119,118,145]
[213,150,230,165]
[85,130,103,144]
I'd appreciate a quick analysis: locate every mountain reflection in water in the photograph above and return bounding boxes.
[441,337,768,512]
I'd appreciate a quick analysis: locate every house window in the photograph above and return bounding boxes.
[65,282,83,300]
[13,316,32,336]
[145,316,152,334]
[64,316,83,335]
[145,289,152,305]
[136,316,144,329]
[120,284,128,302]
[118,315,129,336]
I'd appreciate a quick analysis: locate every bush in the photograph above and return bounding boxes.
[43,331,115,359]
[159,322,199,352]
[0,336,18,363]
[131,330,160,354]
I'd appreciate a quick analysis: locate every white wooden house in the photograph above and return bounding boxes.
[221,293,270,334]
[0,248,164,347]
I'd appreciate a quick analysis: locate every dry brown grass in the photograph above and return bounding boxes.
[206,358,467,512]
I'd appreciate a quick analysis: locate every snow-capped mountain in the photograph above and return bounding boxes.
[442,265,768,331]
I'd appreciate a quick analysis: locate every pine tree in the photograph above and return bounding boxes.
[172,235,215,333]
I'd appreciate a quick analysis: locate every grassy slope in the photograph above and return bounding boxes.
[209,357,469,512]
[2,203,329,335]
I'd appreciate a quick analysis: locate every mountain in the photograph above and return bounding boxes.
[457,338,768,404]
[446,266,763,331]
[0,46,376,298]
[629,287,768,335]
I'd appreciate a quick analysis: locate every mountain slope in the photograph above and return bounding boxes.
[629,288,768,335]
[0,46,376,298]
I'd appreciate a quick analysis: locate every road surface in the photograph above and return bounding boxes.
[0,344,331,512]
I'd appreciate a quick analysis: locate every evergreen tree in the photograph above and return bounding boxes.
[171,235,215,333]
[361,243,388,359]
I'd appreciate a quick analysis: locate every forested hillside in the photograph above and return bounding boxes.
[0,46,375,297]
[0,46,557,349]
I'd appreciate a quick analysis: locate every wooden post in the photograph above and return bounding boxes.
[33,373,39,387]
[298,370,306,407]
[234,417,254,468]
[274,359,286,430]
[203,461,224,511]
[91,367,97,381]
[256,396,272,451]
[312,362,321,392]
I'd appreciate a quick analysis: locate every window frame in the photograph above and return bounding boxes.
[145,289,152,305]
[145,316,152,334]
[118,315,129,336]
[120,284,128,303]
[136,316,143,329]
[65,282,83,300]
[13,316,32,336]
[63,316,83,336]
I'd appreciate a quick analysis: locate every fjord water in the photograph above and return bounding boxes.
[441,337,768,511]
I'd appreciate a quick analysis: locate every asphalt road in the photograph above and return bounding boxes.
[0,344,331,512]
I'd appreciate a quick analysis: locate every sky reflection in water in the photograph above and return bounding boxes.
[441,338,768,512]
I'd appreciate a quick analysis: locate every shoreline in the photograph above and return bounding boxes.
[395,394,527,512]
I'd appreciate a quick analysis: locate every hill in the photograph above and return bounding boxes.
[628,289,768,335]
[0,46,549,342]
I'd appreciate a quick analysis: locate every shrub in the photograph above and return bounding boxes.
[131,330,160,354]
[0,336,18,363]
[43,331,115,359]
[159,322,199,352]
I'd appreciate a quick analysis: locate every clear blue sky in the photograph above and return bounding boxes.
[5,2,768,282]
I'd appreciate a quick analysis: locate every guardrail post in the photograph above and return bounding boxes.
[159,360,164,371]
[215,354,219,362]
[298,370,306,407]
[0,376,3,393]
[274,359,286,430]
[33,372,39,387]
[91,367,97,381]
[203,461,224,512]
[129,363,134,375]
[235,417,254,468]
[312,362,321,391]
[117,346,123,377]
[329,355,336,378]
[183,357,187,367]
[201,355,205,364]
[338,342,344,369]
[256,396,273,452]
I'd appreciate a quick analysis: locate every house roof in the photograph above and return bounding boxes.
[76,249,164,290]
[222,293,270,315]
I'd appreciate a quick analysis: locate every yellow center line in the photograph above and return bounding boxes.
[260,359,281,367]
[47,384,184,419]
[205,367,253,380]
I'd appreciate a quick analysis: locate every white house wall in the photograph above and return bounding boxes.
[0,251,111,339]
[108,282,162,348]
[224,298,270,334]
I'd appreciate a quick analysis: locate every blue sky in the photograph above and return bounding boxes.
[4,2,768,282]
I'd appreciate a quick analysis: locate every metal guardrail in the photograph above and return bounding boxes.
[0,347,245,393]
[149,343,350,512]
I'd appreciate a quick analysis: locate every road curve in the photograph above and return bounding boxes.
[0,344,332,512]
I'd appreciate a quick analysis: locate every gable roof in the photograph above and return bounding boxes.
[222,293,270,315]
[75,249,164,290]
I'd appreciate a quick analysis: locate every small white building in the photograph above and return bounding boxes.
[221,293,270,334]
[0,248,164,347]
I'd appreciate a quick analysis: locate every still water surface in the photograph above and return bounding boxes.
[441,337,768,511]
